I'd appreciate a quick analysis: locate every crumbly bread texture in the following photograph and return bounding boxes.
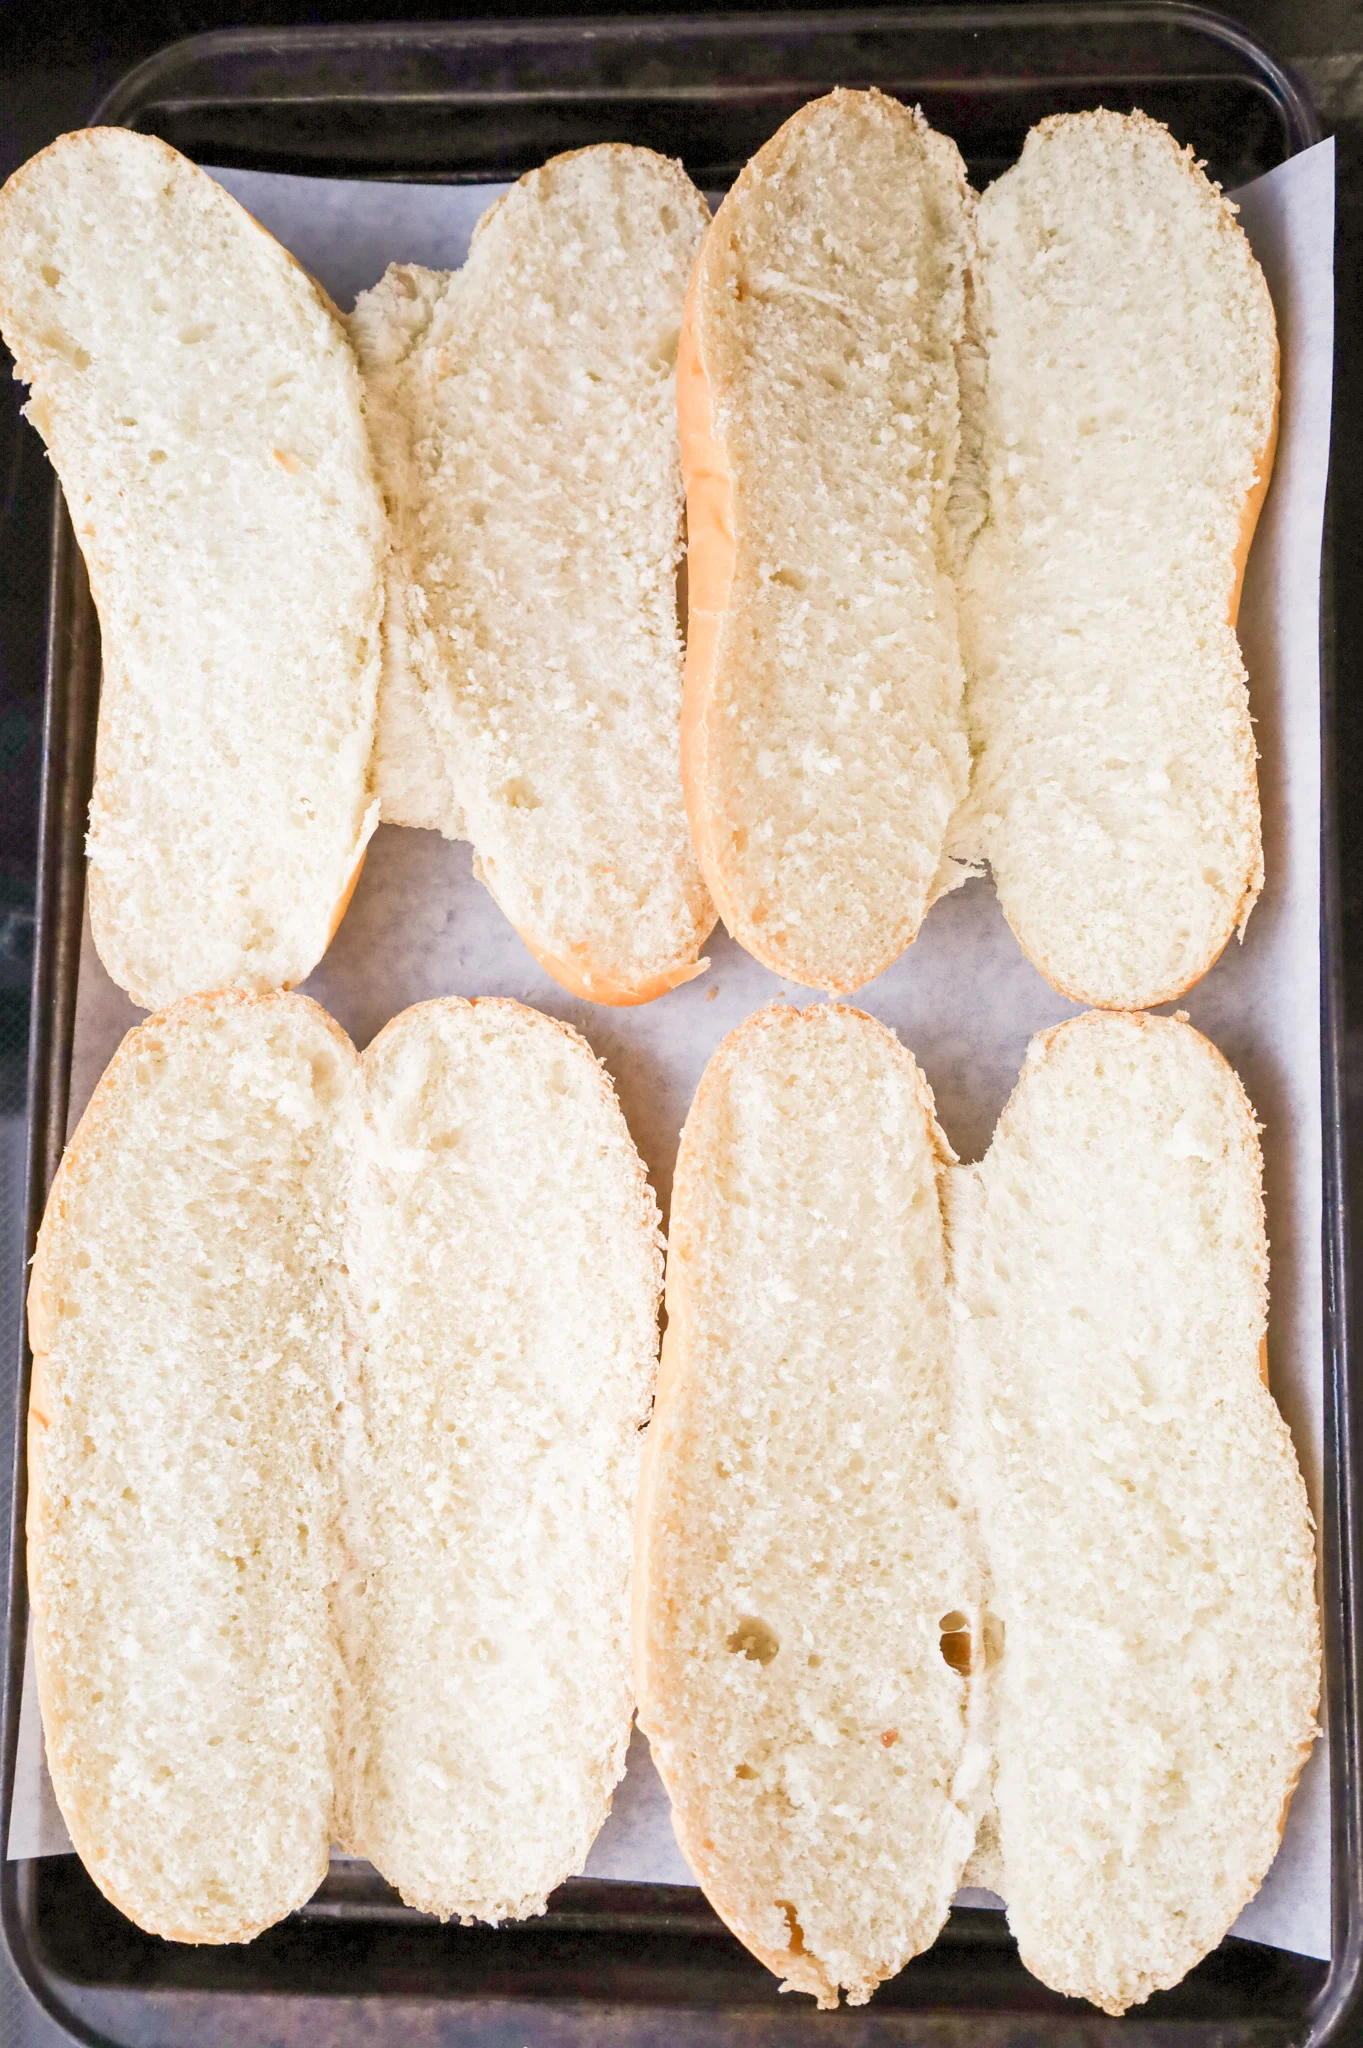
[637,1003,1319,2014]
[636,1004,981,2007]
[949,1012,1319,2014]
[349,146,714,1004]
[341,1000,661,1919]
[0,130,386,1010]
[28,991,660,1941]
[27,994,356,1941]
[678,91,974,994]
[957,112,1275,1009]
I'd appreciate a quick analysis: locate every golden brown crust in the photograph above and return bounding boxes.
[510,920,711,1007]
[676,262,746,965]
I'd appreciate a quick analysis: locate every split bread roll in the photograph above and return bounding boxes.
[0,130,386,1010]
[28,990,660,1941]
[635,1004,979,2006]
[350,146,715,1005]
[958,110,1276,1008]
[949,1008,1319,2012]
[678,91,974,994]
[636,1003,1319,2014]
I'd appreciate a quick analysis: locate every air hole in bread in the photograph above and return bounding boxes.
[649,325,680,372]
[148,450,166,465]
[500,777,541,812]
[776,1899,807,1957]
[771,567,807,592]
[734,1762,757,1780]
[42,328,89,371]
[939,1613,971,1675]
[981,1613,1005,1667]
[40,264,60,288]
[727,1616,779,1666]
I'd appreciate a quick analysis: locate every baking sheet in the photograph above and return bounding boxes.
[6,138,1336,1963]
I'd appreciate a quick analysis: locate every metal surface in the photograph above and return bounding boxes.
[0,8,1351,2043]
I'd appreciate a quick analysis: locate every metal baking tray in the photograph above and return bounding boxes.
[2,8,1355,2043]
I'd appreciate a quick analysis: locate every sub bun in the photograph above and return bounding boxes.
[0,130,386,1009]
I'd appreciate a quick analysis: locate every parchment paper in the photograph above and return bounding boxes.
[7,139,1336,1963]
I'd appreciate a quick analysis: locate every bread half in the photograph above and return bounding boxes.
[949,1011,1319,2014]
[0,130,386,1009]
[350,146,714,1005]
[27,993,356,1941]
[340,998,661,1919]
[958,111,1276,1008]
[635,1003,979,2006]
[28,991,660,1939]
[678,90,974,994]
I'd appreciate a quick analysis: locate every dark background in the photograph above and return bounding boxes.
[1,0,1360,2041]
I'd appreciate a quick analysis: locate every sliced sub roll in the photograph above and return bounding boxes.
[0,130,386,1009]
[635,1003,979,2007]
[342,997,662,1919]
[949,1011,1320,2014]
[27,993,356,1941]
[958,111,1276,1008]
[351,146,714,1005]
[678,90,974,994]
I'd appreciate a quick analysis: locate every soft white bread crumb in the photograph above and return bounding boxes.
[341,998,662,1919]
[350,146,714,1003]
[948,1011,1320,2014]
[679,91,974,994]
[958,112,1274,1009]
[27,992,358,1942]
[0,130,386,1010]
[636,1003,979,2007]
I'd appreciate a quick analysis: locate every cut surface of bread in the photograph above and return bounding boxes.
[0,130,386,1011]
[350,146,714,1003]
[948,1011,1319,2014]
[958,111,1275,1008]
[29,991,660,1940]
[341,999,661,1919]
[637,1003,1319,2014]
[679,90,974,994]
[27,993,356,1941]
[636,1004,980,2007]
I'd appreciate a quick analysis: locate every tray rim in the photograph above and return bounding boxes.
[1,7,1351,2043]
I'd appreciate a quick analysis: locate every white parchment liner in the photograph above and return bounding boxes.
[7,139,1336,1964]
